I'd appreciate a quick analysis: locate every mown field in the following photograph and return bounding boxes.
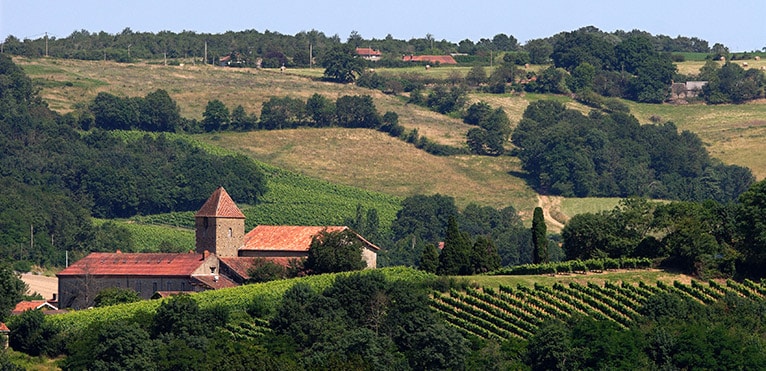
[15,57,766,226]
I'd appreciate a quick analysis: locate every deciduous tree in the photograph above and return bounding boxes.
[305,229,366,274]
[0,263,26,321]
[321,44,364,83]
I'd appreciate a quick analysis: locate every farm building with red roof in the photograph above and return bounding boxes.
[57,187,379,308]
[355,47,382,61]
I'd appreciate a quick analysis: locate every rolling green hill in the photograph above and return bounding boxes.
[15,57,766,230]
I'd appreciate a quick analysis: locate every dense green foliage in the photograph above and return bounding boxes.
[386,194,533,269]
[320,44,364,83]
[560,186,766,279]
[0,264,27,322]
[270,271,469,369]
[0,55,269,266]
[93,287,141,307]
[304,229,367,274]
[701,61,766,104]
[7,309,64,357]
[464,102,512,156]
[512,100,754,201]
[89,89,181,132]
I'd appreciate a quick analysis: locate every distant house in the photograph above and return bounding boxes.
[670,81,707,101]
[12,300,58,315]
[57,187,379,308]
[219,53,246,67]
[402,54,458,65]
[356,47,382,61]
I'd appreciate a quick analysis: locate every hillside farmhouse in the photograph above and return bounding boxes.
[57,187,379,309]
[355,47,382,61]
[669,81,707,101]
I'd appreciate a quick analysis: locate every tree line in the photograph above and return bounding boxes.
[2,26,719,67]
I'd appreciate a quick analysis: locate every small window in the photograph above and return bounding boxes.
[228,227,232,237]
[167,282,172,290]
[153,282,158,292]
[136,282,142,293]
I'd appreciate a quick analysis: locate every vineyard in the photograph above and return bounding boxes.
[431,278,766,341]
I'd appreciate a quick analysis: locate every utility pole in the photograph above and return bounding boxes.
[309,43,312,69]
[204,41,208,65]
[45,32,48,57]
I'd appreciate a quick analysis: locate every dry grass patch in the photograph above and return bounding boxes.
[675,59,766,76]
[209,128,537,212]
[629,101,766,179]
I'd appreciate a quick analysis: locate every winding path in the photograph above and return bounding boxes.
[537,195,566,231]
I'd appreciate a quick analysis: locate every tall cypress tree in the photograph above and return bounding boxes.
[438,216,471,275]
[419,243,439,274]
[532,207,549,263]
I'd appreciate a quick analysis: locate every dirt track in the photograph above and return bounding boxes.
[21,273,58,300]
[537,195,566,232]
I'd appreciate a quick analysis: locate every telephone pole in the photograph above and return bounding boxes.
[45,32,48,57]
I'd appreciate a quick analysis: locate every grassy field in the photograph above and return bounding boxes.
[14,57,766,224]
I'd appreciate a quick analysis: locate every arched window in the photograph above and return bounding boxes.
[228,227,232,237]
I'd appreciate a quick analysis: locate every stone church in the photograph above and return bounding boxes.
[57,187,379,309]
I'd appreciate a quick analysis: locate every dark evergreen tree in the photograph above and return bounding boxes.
[437,216,472,275]
[418,244,439,273]
[470,235,501,273]
[0,264,26,321]
[532,207,549,263]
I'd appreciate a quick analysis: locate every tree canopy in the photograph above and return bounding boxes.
[512,100,753,201]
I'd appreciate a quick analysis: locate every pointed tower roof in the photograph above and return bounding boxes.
[195,187,246,219]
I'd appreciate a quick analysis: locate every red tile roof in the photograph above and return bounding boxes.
[0,322,9,333]
[402,55,457,65]
[242,226,348,252]
[356,47,381,56]
[192,274,238,290]
[12,300,57,314]
[57,252,206,277]
[195,186,245,219]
